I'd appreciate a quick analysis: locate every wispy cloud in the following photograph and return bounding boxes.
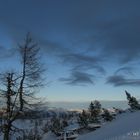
[114,67,134,76]
[0,46,16,59]
[0,0,140,87]
[61,53,105,73]
[40,39,70,56]
[59,71,94,86]
[106,75,140,87]
[58,52,105,85]
[106,66,140,87]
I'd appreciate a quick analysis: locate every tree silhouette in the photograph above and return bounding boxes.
[125,90,140,110]
[0,33,45,140]
[89,100,101,123]
[18,33,45,111]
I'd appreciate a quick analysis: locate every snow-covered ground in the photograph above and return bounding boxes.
[1,110,140,140]
[42,131,57,140]
[42,110,140,140]
[77,111,140,140]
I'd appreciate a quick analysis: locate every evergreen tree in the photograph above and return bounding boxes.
[89,100,101,123]
[78,110,88,128]
[125,90,140,110]
[51,117,63,134]
[62,119,68,128]
[102,109,113,121]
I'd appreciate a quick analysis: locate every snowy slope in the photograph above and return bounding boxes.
[1,111,140,140]
[42,131,57,140]
[77,111,140,140]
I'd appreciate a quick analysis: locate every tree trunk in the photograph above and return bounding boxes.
[3,124,11,140]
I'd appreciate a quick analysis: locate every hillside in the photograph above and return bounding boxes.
[77,111,140,140]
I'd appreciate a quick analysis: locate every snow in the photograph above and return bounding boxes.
[42,131,57,140]
[1,110,140,140]
[65,123,80,131]
[87,123,101,129]
[77,111,140,140]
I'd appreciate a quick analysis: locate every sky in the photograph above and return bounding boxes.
[0,0,140,101]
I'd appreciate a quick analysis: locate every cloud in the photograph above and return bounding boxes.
[0,0,140,87]
[59,71,94,86]
[61,53,106,74]
[59,0,140,64]
[39,39,70,56]
[62,53,101,64]
[72,64,105,75]
[99,16,140,63]
[58,52,105,85]
[0,46,16,59]
[106,75,140,87]
[77,15,140,64]
[1,0,140,65]
[114,67,134,76]
[106,66,140,87]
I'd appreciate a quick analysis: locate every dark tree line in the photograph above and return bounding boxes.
[78,100,116,128]
[78,91,140,129]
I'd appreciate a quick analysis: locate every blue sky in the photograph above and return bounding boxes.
[0,0,140,101]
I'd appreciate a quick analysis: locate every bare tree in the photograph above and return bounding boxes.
[18,33,44,111]
[0,73,20,140]
[0,33,45,140]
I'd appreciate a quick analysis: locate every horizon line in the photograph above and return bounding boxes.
[47,100,127,103]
